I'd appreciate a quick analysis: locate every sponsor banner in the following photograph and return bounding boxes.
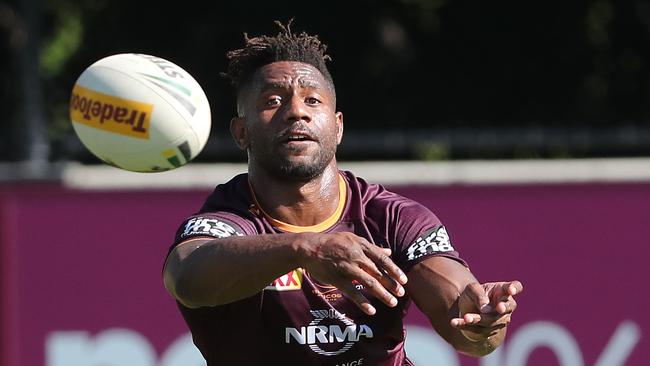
[0,183,648,365]
[69,84,153,138]
[42,321,642,366]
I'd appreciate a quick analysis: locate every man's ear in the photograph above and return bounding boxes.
[335,111,344,145]
[230,117,249,150]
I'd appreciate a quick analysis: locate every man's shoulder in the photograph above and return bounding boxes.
[341,170,428,225]
[341,170,418,207]
[199,173,252,214]
[174,173,255,241]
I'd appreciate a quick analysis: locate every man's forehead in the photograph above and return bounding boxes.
[253,61,327,88]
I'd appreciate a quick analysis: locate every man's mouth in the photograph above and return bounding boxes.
[286,134,313,142]
[280,130,318,144]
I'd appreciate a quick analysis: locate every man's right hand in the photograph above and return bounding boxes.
[294,232,408,315]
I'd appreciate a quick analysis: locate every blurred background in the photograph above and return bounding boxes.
[3,0,650,166]
[0,0,649,365]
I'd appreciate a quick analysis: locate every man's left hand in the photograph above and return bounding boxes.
[450,280,523,341]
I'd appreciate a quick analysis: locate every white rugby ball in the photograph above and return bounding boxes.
[69,53,211,172]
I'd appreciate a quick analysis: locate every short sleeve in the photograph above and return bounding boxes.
[169,212,256,253]
[392,201,467,273]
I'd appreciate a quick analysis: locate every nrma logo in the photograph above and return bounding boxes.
[285,309,373,356]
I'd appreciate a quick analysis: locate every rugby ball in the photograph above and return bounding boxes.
[69,53,211,172]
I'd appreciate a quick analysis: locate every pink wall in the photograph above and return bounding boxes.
[0,182,648,365]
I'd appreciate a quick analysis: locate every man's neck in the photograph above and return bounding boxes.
[248,163,341,227]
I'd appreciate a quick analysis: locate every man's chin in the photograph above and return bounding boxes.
[266,155,328,181]
[277,163,324,181]
[255,149,336,182]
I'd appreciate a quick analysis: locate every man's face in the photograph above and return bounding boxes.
[235,61,343,181]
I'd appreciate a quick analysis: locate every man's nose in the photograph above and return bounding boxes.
[284,95,311,123]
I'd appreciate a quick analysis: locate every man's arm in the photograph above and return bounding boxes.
[406,256,522,356]
[163,232,408,313]
[164,234,299,308]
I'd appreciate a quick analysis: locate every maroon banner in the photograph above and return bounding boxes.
[0,182,647,366]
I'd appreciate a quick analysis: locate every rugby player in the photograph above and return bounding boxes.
[163,21,523,365]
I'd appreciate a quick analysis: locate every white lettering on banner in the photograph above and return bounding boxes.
[594,321,642,366]
[159,332,206,366]
[504,321,585,366]
[404,321,642,366]
[44,321,640,366]
[45,329,205,366]
[504,320,641,366]
[46,329,157,366]
[403,325,460,366]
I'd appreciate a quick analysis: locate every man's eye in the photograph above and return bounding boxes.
[267,97,281,106]
[305,97,320,105]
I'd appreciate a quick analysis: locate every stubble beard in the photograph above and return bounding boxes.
[250,140,337,183]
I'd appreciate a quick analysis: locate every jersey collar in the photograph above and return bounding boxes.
[248,173,347,233]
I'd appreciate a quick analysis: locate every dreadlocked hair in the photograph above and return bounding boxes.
[223,20,335,94]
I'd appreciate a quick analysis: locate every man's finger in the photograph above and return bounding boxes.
[359,260,405,298]
[356,257,384,278]
[464,312,482,324]
[474,312,512,328]
[464,282,491,312]
[336,277,377,315]
[454,322,508,336]
[377,270,405,298]
[502,280,523,296]
[451,312,509,337]
[364,245,408,285]
[495,296,517,315]
[350,268,399,308]
[450,313,481,327]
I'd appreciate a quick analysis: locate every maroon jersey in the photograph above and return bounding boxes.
[168,171,466,366]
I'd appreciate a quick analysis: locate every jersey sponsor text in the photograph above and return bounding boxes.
[406,226,454,261]
[285,309,373,356]
[266,269,303,291]
[181,217,243,238]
